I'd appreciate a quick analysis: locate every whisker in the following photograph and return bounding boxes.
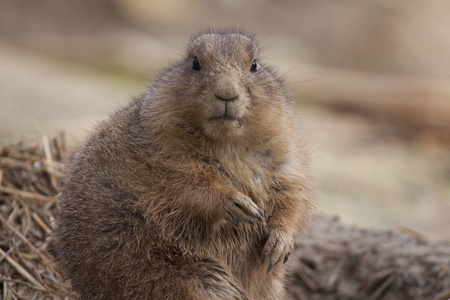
[285,78,322,85]
[254,98,283,109]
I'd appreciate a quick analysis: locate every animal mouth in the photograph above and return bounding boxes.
[214,95,238,102]
[210,114,239,121]
[210,102,240,121]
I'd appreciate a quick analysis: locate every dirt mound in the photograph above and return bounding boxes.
[1,136,449,299]
[286,216,450,300]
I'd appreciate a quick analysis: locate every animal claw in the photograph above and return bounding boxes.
[267,263,275,273]
[261,252,268,264]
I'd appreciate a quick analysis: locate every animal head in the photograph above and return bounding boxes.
[150,31,287,142]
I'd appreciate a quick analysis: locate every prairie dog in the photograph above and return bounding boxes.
[51,31,314,300]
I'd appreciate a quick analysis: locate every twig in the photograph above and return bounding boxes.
[0,186,56,204]
[398,226,426,240]
[434,289,450,300]
[0,277,47,291]
[42,134,59,192]
[0,214,57,274]
[0,248,46,291]
[327,254,348,288]
[7,200,21,223]
[3,281,7,300]
[0,246,16,263]
[358,268,396,294]
[0,157,33,169]
[32,212,52,235]
[369,275,396,300]
[42,134,53,166]
[1,155,63,170]
[18,198,32,237]
[295,267,319,292]
[8,283,22,300]
[31,291,39,300]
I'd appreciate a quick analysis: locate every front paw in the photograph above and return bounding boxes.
[261,230,294,273]
[223,191,264,226]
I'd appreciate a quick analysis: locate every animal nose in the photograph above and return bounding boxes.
[213,76,239,101]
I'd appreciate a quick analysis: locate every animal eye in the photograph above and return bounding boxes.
[250,60,257,72]
[193,57,201,71]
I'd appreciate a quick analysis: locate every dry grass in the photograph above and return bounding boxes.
[0,133,76,299]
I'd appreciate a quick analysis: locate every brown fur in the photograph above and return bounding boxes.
[50,31,314,300]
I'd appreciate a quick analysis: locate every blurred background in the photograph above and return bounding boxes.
[0,0,449,239]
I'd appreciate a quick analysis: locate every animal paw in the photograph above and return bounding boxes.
[223,191,264,226]
[261,230,294,273]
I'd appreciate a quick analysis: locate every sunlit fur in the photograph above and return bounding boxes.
[50,31,314,300]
